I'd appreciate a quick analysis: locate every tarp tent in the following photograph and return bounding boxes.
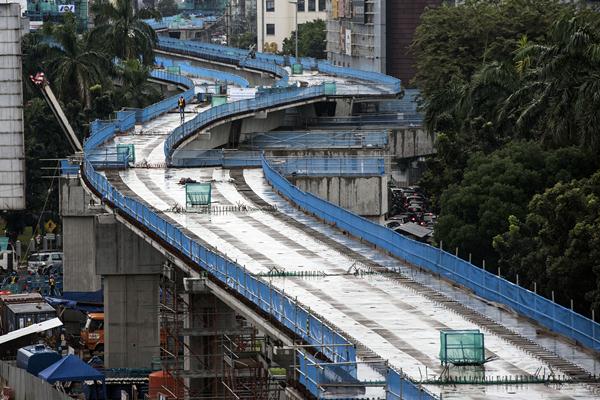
[38,354,104,383]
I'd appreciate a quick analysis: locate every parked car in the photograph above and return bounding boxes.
[27,252,63,274]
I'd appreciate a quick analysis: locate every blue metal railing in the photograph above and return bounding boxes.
[156,37,402,93]
[164,85,326,164]
[261,156,600,353]
[268,157,385,177]
[156,56,250,88]
[242,130,388,150]
[169,149,262,168]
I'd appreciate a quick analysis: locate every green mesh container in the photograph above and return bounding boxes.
[439,329,485,366]
[117,144,135,163]
[292,63,304,75]
[211,94,227,107]
[186,183,211,207]
[324,82,337,95]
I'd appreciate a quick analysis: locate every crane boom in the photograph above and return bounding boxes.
[30,72,83,153]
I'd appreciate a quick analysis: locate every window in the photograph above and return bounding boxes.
[297,0,305,12]
[266,23,275,35]
[318,0,325,11]
[308,0,315,11]
[266,0,274,12]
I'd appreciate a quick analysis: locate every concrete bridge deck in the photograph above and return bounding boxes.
[96,99,600,398]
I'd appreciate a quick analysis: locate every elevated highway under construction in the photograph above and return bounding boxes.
[55,34,600,400]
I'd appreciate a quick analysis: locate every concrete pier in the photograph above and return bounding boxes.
[95,214,163,368]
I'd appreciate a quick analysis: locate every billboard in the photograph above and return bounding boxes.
[58,4,75,13]
[345,29,352,56]
[0,4,26,210]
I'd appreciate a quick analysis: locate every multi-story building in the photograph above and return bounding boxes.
[257,0,326,53]
[326,0,441,84]
[25,0,88,30]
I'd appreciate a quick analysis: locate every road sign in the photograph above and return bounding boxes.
[44,219,57,233]
[58,4,75,13]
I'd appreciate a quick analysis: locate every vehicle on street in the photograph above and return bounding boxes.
[27,252,63,275]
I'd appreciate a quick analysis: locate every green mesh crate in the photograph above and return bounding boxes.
[439,329,485,366]
[211,94,227,107]
[186,183,211,207]
[117,144,135,163]
[324,82,337,95]
[292,63,304,75]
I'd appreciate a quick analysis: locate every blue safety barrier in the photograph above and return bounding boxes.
[242,130,388,150]
[60,160,79,176]
[164,85,326,164]
[386,368,436,400]
[261,156,600,353]
[155,56,250,88]
[157,37,401,93]
[170,149,262,167]
[269,157,385,177]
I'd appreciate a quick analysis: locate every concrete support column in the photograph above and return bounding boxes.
[95,214,163,368]
[104,274,160,368]
[60,177,102,292]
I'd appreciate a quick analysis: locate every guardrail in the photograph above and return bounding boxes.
[242,130,388,150]
[157,37,402,93]
[156,56,250,88]
[268,156,385,177]
[261,156,600,353]
[157,37,291,88]
[164,85,326,164]
[169,149,261,168]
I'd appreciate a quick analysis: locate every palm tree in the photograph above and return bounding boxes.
[502,16,600,150]
[116,59,162,108]
[90,0,157,65]
[40,14,111,108]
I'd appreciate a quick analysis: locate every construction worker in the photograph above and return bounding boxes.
[178,96,186,122]
[10,271,17,285]
[49,274,56,296]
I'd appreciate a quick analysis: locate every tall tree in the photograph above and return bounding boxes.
[501,15,600,150]
[282,19,326,59]
[434,142,597,267]
[39,15,111,108]
[90,0,157,64]
[116,59,162,108]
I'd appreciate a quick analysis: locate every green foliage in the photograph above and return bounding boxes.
[116,59,162,108]
[231,32,257,50]
[494,171,600,312]
[33,14,111,108]
[435,142,597,268]
[282,19,326,59]
[90,0,157,64]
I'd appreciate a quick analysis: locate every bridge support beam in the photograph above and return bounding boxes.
[95,214,163,368]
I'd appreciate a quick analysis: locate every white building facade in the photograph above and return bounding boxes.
[257,0,326,53]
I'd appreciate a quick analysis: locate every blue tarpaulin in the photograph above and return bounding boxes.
[38,355,105,383]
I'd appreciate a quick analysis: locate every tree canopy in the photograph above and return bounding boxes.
[414,0,600,313]
[282,19,326,59]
